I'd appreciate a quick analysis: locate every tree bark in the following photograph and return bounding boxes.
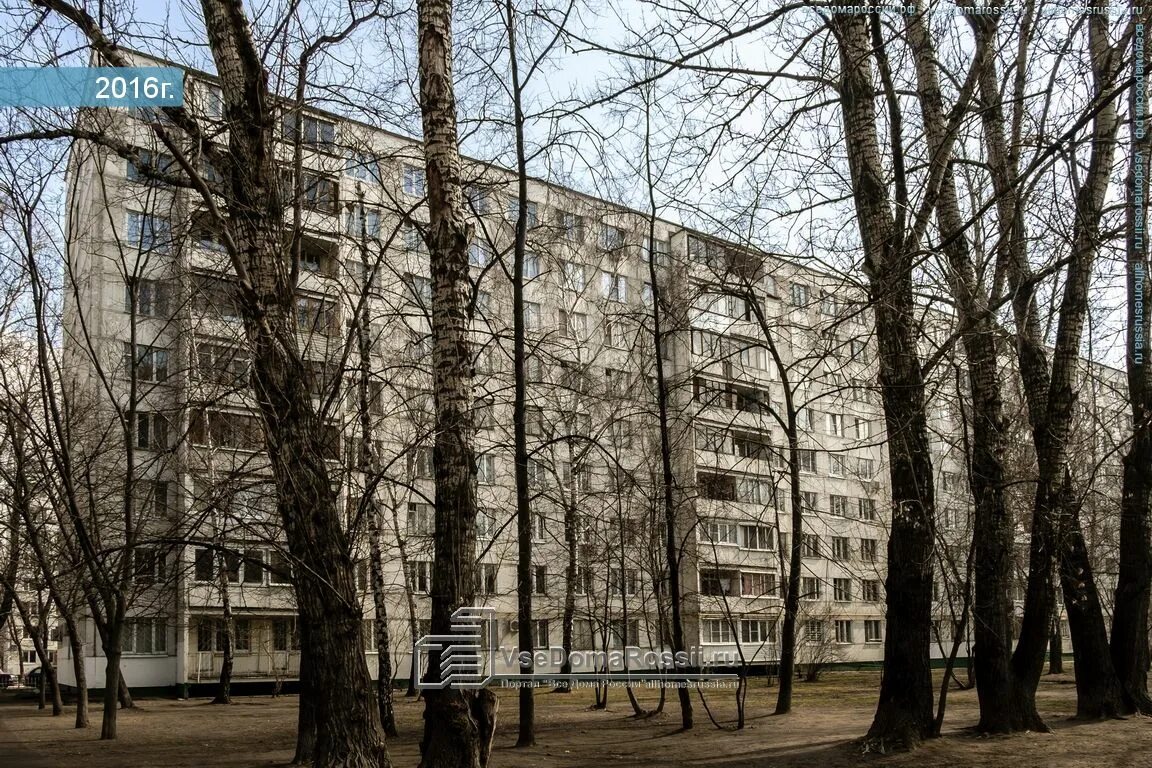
[506,0,534,745]
[1049,616,1065,675]
[414,0,485,763]
[213,558,235,705]
[907,8,1018,735]
[832,13,936,751]
[1111,23,1152,713]
[293,647,317,766]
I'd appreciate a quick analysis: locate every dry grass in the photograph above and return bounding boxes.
[2,669,1152,767]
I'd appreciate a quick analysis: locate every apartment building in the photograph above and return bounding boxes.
[53,54,991,695]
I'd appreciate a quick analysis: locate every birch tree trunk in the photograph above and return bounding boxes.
[414,0,487,762]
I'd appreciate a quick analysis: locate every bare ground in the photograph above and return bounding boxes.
[2,670,1152,768]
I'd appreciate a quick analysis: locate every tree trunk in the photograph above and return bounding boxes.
[506,0,534,744]
[100,649,120,740]
[414,0,484,762]
[556,498,577,693]
[1111,42,1152,714]
[906,9,1017,735]
[1049,619,1064,675]
[293,647,317,766]
[213,560,235,705]
[368,502,399,737]
[1059,483,1125,718]
[69,629,89,728]
[832,13,936,751]
[196,3,391,760]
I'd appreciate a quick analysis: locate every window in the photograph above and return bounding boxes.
[523,301,541,331]
[574,566,593,596]
[134,412,170,450]
[821,294,840,317]
[741,525,774,551]
[523,252,540,279]
[801,576,821,600]
[189,410,264,451]
[854,417,871,440]
[407,502,435,536]
[800,490,820,514]
[558,260,586,291]
[198,82,223,118]
[849,338,870,362]
[601,271,627,302]
[641,282,653,306]
[477,455,497,484]
[532,619,549,648]
[700,519,739,546]
[862,579,882,602]
[798,449,817,474]
[645,236,671,267]
[533,512,547,541]
[126,149,177,184]
[242,550,264,584]
[404,273,433,306]
[476,508,496,539]
[827,413,844,437]
[700,567,739,596]
[736,476,775,505]
[860,538,879,563]
[124,278,171,318]
[858,498,877,521]
[397,164,427,197]
[298,172,339,214]
[599,224,625,251]
[468,241,491,268]
[790,282,809,306]
[698,472,738,502]
[408,561,432,594]
[831,579,853,604]
[533,565,548,595]
[829,494,850,517]
[741,571,775,597]
[125,211,171,253]
[559,211,585,242]
[835,619,854,644]
[801,534,821,558]
[132,548,165,584]
[609,568,639,596]
[558,310,588,340]
[269,550,292,585]
[465,185,490,214]
[124,617,166,654]
[282,113,336,146]
[345,206,382,238]
[803,620,824,642]
[295,295,339,335]
[345,151,382,184]
[123,343,169,383]
[741,619,775,645]
[507,199,539,227]
[410,447,434,479]
[477,563,498,595]
[702,618,734,644]
[829,455,847,478]
[942,471,961,492]
[857,458,875,479]
[194,548,214,582]
[865,619,883,643]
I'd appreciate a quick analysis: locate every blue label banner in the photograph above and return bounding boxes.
[0,67,185,108]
